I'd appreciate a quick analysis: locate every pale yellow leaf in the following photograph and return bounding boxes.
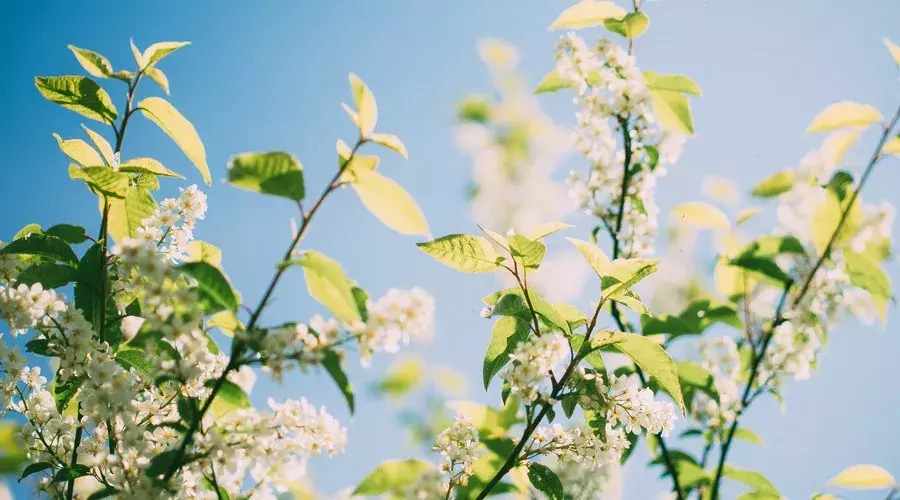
[807,101,883,133]
[672,201,730,230]
[828,464,896,490]
[349,73,378,137]
[369,132,408,159]
[883,136,900,155]
[885,38,900,66]
[821,129,860,165]
[351,169,428,236]
[80,124,116,167]
[53,133,104,167]
[138,96,210,185]
[549,0,628,30]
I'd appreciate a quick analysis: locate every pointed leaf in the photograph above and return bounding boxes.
[807,101,883,133]
[35,76,117,123]
[353,459,433,496]
[351,168,428,236]
[179,261,238,314]
[53,133,104,167]
[294,250,361,323]
[67,45,114,78]
[369,133,408,159]
[549,0,627,30]
[349,73,378,136]
[138,96,210,185]
[227,151,305,201]
[828,464,896,490]
[416,234,500,273]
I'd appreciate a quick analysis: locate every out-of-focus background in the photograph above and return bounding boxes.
[2,1,899,498]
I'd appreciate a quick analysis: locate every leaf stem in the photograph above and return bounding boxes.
[161,138,365,482]
[708,102,900,499]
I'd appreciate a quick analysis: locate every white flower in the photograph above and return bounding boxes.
[500,333,568,404]
[434,416,480,485]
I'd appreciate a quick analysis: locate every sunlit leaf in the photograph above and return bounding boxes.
[349,73,378,137]
[35,75,118,124]
[535,70,568,94]
[351,168,429,236]
[416,234,500,273]
[483,316,531,389]
[119,157,185,179]
[751,170,794,198]
[549,0,627,30]
[107,187,156,242]
[180,261,238,314]
[828,464,896,490]
[353,459,433,496]
[53,133,104,167]
[227,151,305,201]
[293,250,361,323]
[651,89,694,135]
[369,133,408,159]
[672,202,729,230]
[144,67,170,95]
[807,101,883,133]
[604,11,650,38]
[138,96,210,185]
[67,45,114,78]
[527,463,563,500]
[884,38,900,66]
[643,71,702,96]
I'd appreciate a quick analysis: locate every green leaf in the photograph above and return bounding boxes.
[812,189,856,254]
[483,316,531,389]
[570,334,605,373]
[350,168,429,236]
[141,41,190,68]
[144,67,170,94]
[35,76,117,123]
[535,70,568,94]
[722,466,779,495]
[604,11,650,38]
[0,233,77,264]
[828,464,896,490]
[349,73,378,136]
[227,151,305,201]
[567,237,612,276]
[672,202,729,230]
[734,428,764,446]
[807,101,883,133]
[45,224,88,244]
[650,89,694,135]
[294,250,361,323]
[507,235,546,269]
[54,376,83,414]
[416,234,500,273]
[145,450,180,478]
[20,461,54,481]
[67,45,114,78]
[185,241,223,268]
[15,263,77,289]
[676,361,719,407]
[844,250,891,299]
[549,0,627,30]
[53,464,90,483]
[69,165,129,198]
[107,187,156,242]
[486,289,572,335]
[643,71,702,96]
[179,261,238,314]
[323,351,355,413]
[207,379,251,418]
[119,158,185,179]
[353,459,433,496]
[13,223,43,240]
[115,348,156,377]
[52,133,104,167]
[730,255,792,286]
[606,332,684,412]
[374,357,423,398]
[752,170,795,198]
[601,259,658,305]
[369,133,408,159]
[527,463,563,500]
[138,96,210,185]
[641,299,741,337]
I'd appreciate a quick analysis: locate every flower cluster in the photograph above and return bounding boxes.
[135,184,208,261]
[557,33,686,258]
[692,336,742,428]
[434,416,480,485]
[579,371,677,437]
[406,469,449,500]
[500,333,568,404]
[0,283,66,335]
[252,287,436,381]
[530,423,630,469]
[0,242,22,284]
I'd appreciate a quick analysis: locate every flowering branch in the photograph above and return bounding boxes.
[161,139,364,482]
[708,101,900,499]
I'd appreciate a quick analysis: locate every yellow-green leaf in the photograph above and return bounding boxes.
[672,202,729,230]
[807,101,883,133]
[107,187,156,242]
[884,136,900,155]
[651,89,694,135]
[119,157,185,179]
[522,222,572,240]
[145,67,170,95]
[69,165,129,198]
[828,464,896,490]
[130,39,146,68]
[885,38,900,66]
[67,45,114,78]
[821,129,860,165]
[185,241,223,267]
[549,0,627,30]
[567,237,612,277]
[737,207,762,225]
[604,11,649,39]
[369,133,407,159]
[643,71,702,96]
[138,96,210,185]
[35,76,118,124]
[349,73,378,137]
[351,168,428,236]
[535,70,569,94]
[751,170,795,198]
[207,311,244,337]
[353,459,433,496]
[416,234,500,273]
[228,151,305,201]
[141,41,190,69]
[604,331,685,412]
[53,133,104,167]
[295,250,361,323]
[81,124,116,167]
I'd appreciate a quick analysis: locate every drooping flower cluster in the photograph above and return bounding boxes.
[558,33,686,258]
[434,415,480,486]
[500,333,569,404]
[530,423,630,469]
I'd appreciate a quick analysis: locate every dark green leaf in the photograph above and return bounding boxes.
[323,351,355,413]
[35,76,117,123]
[528,462,563,500]
[19,461,53,481]
[483,316,531,389]
[15,263,77,289]
[179,261,238,314]
[45,224,88,244]
[53,464,90,483]
[0,233,77,264]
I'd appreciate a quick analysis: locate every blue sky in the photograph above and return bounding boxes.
[2,0,899,498]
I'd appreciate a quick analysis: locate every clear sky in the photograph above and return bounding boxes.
[2,1,899,498]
